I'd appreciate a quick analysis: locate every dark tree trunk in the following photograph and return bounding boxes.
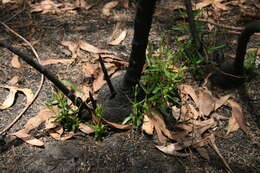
[123,0,157,87]
[234,21,260,75]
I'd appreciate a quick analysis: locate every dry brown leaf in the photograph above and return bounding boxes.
[79,123,95,134]
[81,63,99,78]
[195,0,224,9]
[177,84,198,105]
[0,88,16,110]
[79,40,110,54]
[214,95,230,110]
[142,114,154,135]
[12,131,44,146]
[103,119,131,130]
[7,76,19,85]
[75,85,90,101]
[23,108,58,133]
[227,100,248,133]
[102,1,119,16]
[41,59,74,66]
[92,72,105,92]
[45,118,58,130]
[11,55,21,68]
[49,127,75,141]
[109,30,127,45]
[197,88,215,116]
[61,40,79,59]
[226,115,239,135]
[213,1,229,11]
[30,0,62,14]
[188,104,200,119]
[0,85,34,110]
[156,143,185,154]
[150,109,176,142]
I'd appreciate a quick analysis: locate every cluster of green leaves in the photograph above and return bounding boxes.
[45,87,81,132]
[142,41,185,107]
[86,105,107,140]
[46,81,107,139]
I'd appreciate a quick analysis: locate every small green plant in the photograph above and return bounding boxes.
[142,41,185,108]
[122,85,145,127]
[86,104,107,140]
[45,84,82,131]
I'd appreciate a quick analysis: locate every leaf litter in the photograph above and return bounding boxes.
[141,81,247,171]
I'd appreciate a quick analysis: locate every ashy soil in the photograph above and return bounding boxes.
[0,0,259,172]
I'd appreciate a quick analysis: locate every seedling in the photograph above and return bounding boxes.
[122,85,145,127]
[45,81,83,131]
[87,104,107,140]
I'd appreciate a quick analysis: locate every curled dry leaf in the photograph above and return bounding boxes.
[109,30,127,45]
[0,85,34,110]
[41,59,74,66]
[197,87,215,116]
[102,1,119,16]
[103,119,131,130]
[142,115,154,135]
[12,131,44,146]
[227,100,247,134]
[49,128,74,141]
[11,55,21,68]
[79,40,110,54]
[156,143,185,154]
[79,123,95,134]
[177,84,198,105]
[226,115,239,135]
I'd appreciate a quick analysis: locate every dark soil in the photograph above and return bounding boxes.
[0,0,259,172]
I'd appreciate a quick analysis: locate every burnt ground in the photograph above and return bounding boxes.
[0,0,260,172]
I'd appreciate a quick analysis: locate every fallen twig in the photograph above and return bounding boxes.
[0,22,45,135]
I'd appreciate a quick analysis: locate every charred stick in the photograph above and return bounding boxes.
[98,55,116,98]
[89,91,97,110]
[0,41,91,113]
[184,0,201,50]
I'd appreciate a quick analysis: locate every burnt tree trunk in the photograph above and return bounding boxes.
[123,0,157,87]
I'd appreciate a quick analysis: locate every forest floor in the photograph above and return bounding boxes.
[0,0,259,172]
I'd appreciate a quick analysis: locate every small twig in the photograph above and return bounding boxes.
[209,136,234,173]
[89,91,97,110]
[0,22,44,135]
[98,55,116,99]
[199,19,244,31]
[200,19,260,37]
